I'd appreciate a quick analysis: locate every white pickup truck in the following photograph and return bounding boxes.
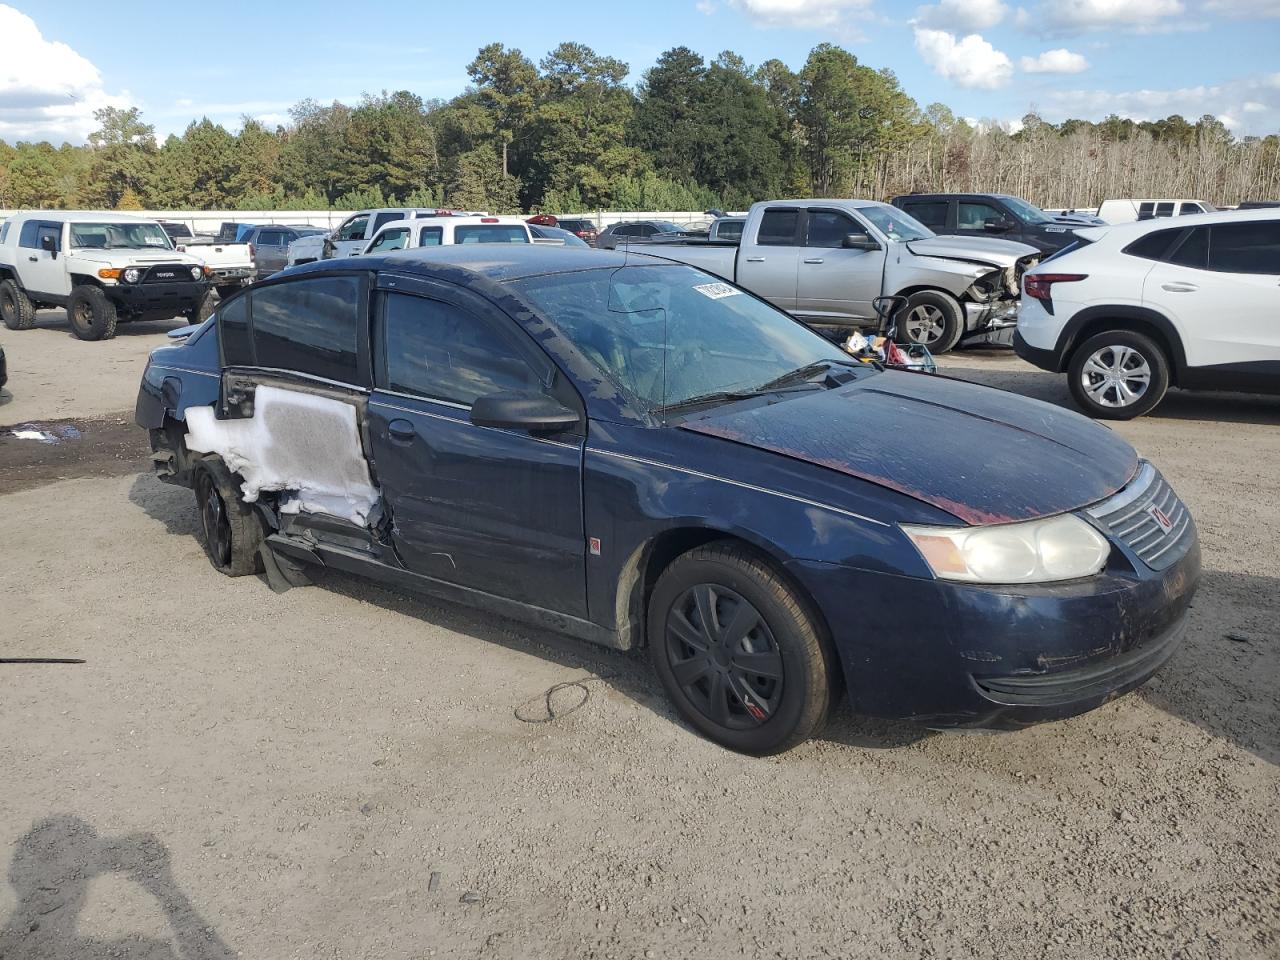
[643,199,1040,352]
[174,233,255,298]
[362,215,534,253]
[287,208,477,267]
[0,211,213,340]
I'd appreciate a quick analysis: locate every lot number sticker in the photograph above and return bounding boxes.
[693,282,740,300]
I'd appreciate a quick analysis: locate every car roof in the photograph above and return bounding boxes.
[1075,206,1279,243]
[290,244,663,283]
[373,215,531,233]
[5,210,160,224]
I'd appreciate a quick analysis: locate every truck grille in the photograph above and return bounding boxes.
[143,264,192,283]
[1086,462,1193,571]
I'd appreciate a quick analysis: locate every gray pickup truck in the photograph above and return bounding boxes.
[639,199,1039,352]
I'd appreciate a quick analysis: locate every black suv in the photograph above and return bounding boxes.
[891,193,1077,255]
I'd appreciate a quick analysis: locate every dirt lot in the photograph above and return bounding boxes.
[1,320,1277,960]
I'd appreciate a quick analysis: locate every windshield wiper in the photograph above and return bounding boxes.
[755,358,861,392]
[662,389,766,414]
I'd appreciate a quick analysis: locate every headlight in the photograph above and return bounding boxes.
[902,514,1110,584]
[122,267,141,284]
[189,266,203,281]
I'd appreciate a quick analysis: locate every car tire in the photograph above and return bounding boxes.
[67,285,118,341]
[1068,330,1170,420]
[648,542,835,754]
[0,279,37,331]
[185,290,216,325]
[193,457,265,577]
[900,290,964,354]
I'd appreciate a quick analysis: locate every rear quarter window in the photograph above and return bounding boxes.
[1123,229,1182,261]
[249,276,363,382]
[217,295,253,366]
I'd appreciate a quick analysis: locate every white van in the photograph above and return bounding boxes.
[1096,199,1216,224]
[362,216,533,254]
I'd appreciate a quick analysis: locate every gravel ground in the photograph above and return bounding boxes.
[0,340,1276,959]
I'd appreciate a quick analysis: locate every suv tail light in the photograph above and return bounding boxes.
[248,242,256,259]
[1024,273,1087,301]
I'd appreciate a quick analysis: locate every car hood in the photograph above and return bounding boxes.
[679,372,1137,525]
[904,235,1039,268]
[70,249,200,266]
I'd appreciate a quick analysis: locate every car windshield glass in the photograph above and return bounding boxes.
[857,205,933,241]
[70,222,172,250]
[653,222,684,233]
[511,263,859,416]
[1001,196,1053,224]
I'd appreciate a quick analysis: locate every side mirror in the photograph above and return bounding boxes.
[470,391,580,433]
[41,235,58,258]
[842,232,880,251]
[983,217,1015,233]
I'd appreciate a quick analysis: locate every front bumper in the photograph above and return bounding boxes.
[209,267,254,282]
[787,523,1200,729]
[109,280,210,315]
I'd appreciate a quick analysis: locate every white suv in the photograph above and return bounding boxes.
[362,215,533,253]
[1015,209,1280,419]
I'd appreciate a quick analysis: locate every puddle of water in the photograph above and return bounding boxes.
[10,424,83,444]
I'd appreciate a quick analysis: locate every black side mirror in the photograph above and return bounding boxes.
[983,217,1014,233]
[41,235,58,258]
[842,232,880,251]
[470,391,580,433]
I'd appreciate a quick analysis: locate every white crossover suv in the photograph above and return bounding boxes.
[1014,209,1280,419]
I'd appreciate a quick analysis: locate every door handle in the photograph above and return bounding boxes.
[387,418,416,441]
[745,256,765,262]
[803,258,824,264]
[28,256,37,262]
[1161,282,1197,292]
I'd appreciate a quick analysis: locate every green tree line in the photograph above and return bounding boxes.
[2,41,1277,212]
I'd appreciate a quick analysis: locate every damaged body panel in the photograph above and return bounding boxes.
[135,246,1198,743]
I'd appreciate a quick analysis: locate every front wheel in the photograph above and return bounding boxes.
[185,290,216,325]
[648,543,835,754]
[67,285,118,341]
[1068,330,1170,420]
[900,290,963,354]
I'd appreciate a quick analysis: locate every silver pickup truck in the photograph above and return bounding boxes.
[639,198,1039,352]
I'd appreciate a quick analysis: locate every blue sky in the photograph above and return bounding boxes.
[2,0,1279,145]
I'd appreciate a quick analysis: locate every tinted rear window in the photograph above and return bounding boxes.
[757,209,799,245]
[1207,221,1280,274]
[454,225,529,244]
[1124,229,1182,261]
[250,276,362,382]
[1168,227,1209,269]
[901,201,947,229]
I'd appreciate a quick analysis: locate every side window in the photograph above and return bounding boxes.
[380,293,542,406]
[257,231,283,247]
[806,210,858,248]
[368,228,409,252]
[757,209,800,246]
[1154,202,1175,218]
[250,276,362,382]
[19,221,40,248]
[717,221,744,241]
[958,202,1003,230]
[418,226,442,246]
[902,201,947,229]
[454,225,529,244]
[336,215,370,242]
[1207,221,1280,275]
[372,212,403,233]
[0,222,7,244]
[1138,202,1156,220]
[613,225,637,238]
[1168,226,1209,270]
[217,295,253,366]
[1124,229,1182,261]
[1179,203,1204,215]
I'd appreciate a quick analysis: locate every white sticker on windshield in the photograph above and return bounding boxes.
[693,282,740,300]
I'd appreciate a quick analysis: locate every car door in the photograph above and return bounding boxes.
[737,207,801,311]
[365,277,588,617]
[1143,220,1280,376]
[331,214,371,257]
[254,230,288,276]
[19,220,68,297]
[794,207,886,322]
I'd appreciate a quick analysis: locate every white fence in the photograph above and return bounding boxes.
[0,209,742,233]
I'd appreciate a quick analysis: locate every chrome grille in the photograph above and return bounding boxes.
[1087,462,1193,571]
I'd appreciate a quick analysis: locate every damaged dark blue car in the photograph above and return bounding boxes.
[136,246,1200,754]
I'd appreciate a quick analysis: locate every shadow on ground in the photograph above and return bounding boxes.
[33,309,190,340]
[0,815,234,960]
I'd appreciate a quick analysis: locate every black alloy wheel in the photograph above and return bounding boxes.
[197,469,232,569]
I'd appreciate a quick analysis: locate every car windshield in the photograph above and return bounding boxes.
[70,222,173,250]
[857,205,934,242]
[1001,196,1054,225]
[653,222,684,234]
[512,263,859,416]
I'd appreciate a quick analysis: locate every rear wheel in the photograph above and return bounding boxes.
[648,542,835,754]
[1068,330,1170,420]
[193,458,265,577]
[0,279,36,330]
[67,285,118,340]
[900,290,963,353]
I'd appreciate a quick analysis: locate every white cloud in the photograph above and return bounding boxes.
[1018,0,1191,35]
[1020,48,1090,73]
[0,4,129,143]
[696,0,717,13]
[913,28,1014,89]
[1039,72,1280,136]
[915,0,1008,30]
[1202,0,1280,16]
[726,0,874,29]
